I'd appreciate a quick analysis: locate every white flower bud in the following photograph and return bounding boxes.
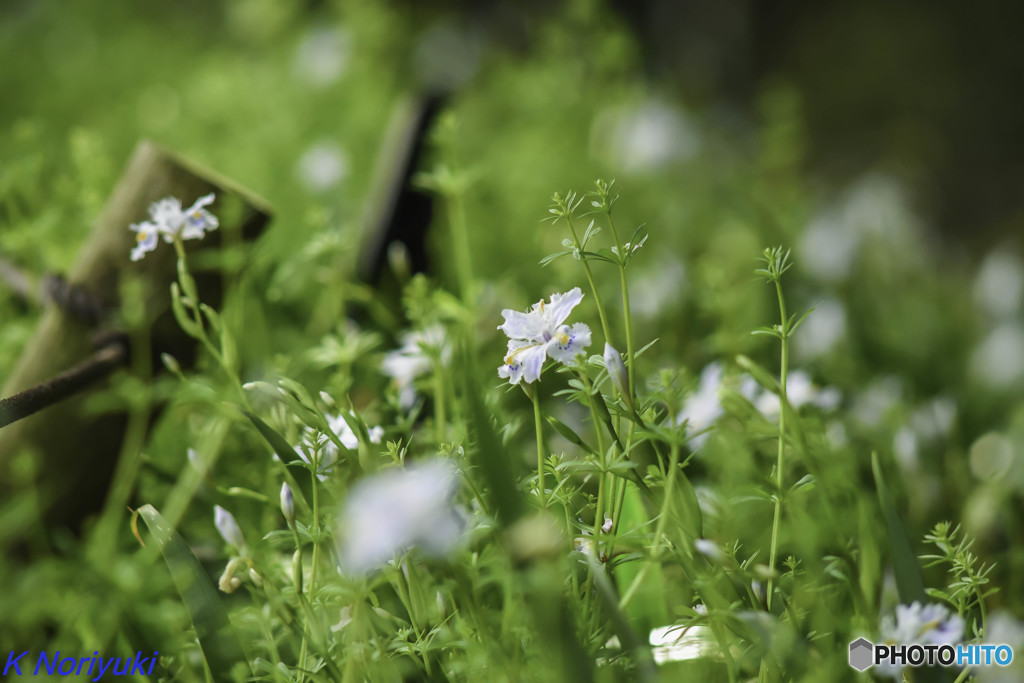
[218,558,243,594]
[280,482,296,528]
[248,567,264,587]
[214,505,246,550]
[603,343,632,409]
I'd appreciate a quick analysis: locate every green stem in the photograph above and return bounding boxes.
[448,188,474,302]
[767,279,789,612]
[434,360,447,445]
[566,216,613,345]
[531,386,547,507]
[606,213,637,400]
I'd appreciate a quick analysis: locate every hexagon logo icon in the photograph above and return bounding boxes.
[849,638,874,671]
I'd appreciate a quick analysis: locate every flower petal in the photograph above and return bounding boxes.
[498,307,545,341]
[499,339,547,384]
[546,322,591,363]
[544,287,584,327]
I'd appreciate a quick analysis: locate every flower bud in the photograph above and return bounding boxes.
[248,567,264,587]
[280,482,296,528]
[218,558,243,594]
[214,505,246,550]
[603,343,632,410]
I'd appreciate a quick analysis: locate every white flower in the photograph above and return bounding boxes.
[129,193,219,261]
[755,371,841,417]
[337,458,463,574]
[130,221,160,261]
[497,287,592,384]
[300,411,384,482]
[880,602,964,645]
[382,324,450,410]
[674,363,727,448]
[877,602,964,678]
[295,141,349,192]
[151,193,219,241]
[214,505,246,550]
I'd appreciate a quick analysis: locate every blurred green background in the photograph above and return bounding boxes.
[2,0,1024,676]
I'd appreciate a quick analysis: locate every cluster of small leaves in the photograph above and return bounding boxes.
[922,522,998,637]
[540,181,648,269]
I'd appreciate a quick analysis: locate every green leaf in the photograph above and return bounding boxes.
[545,415,597,455]
[245,411,303,465]
[539,251,572,267]
[872,452,926,603]
[788,305,817,336]
[735,354,781,394]
[135,504,251,680]
[170,282,201,338]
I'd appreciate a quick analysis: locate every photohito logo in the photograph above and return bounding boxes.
[849,638,1014,671]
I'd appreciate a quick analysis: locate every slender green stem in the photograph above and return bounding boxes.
[531,386,547,507]
[447,188,475,302]
[565,216,613,345]
[767,279,789,612]
[172,236,251,409]
[605,213,637,400]
[434,359,447,444]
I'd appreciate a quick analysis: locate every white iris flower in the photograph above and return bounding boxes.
[129,193,219,261]
[497,287,592,384]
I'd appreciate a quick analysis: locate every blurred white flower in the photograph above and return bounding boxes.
[793,298,846,360]
[129,193,218,261]
[300,411,384,481]
[675,363,725,449]
[971,322,1024,389]
[976,611,1024,683]
[974,250,1024,319]
[800,174,921,283]
[630,258,687,319]
[295,141,348,192]
[498,287,592,384]
[382,324,449,410]
[755,371,841,418]
[877,602,964,678]
[214,505,246,550]
[337,458,463,574]
[293,26,351,87]
[593,100,699,175]
[852,375,903,428]
[694,538,726,563]
[674,363,761,448]
[800,212,859,283]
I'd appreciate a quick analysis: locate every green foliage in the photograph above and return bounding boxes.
[1,2,1022,682]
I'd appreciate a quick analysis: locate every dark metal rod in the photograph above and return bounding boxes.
[0,341,128,429]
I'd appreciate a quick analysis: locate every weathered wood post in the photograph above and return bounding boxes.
[0,140,271,530]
